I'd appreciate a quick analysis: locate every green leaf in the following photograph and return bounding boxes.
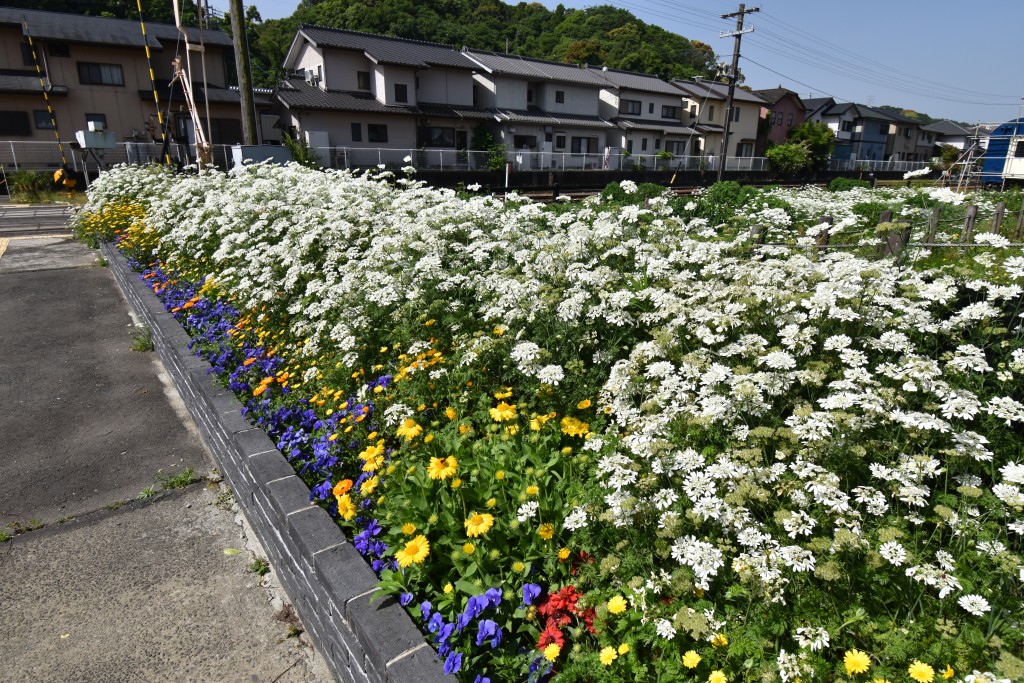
[223,548,242,556]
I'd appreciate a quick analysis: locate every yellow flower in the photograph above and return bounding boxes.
[485,497,497,508]
[494,387,513,399]
[495,470,506,481]
[908,661,935,683]
[359,476,378,496]
[941,666,955,680]
[683,650,701,668]
[871,678,891,683]
[335,493,357,521]
[427,456,458,480]
[493,325,506,335]
[558,547,570,560]
[463,542,476,555]
[512,561,525,572]
[526,485,539,496]
[607,595,628,614]
[617,643,630,655]
[708,671,727,683]
[599,646,617,666]
[465,512,495,537]
[711,633,729,649]
[445,407,457,420]
[489,401,517,422]
[538,523,555,540]
[560,416,589,437]
[577,399,592,409]
[423,434,434,444]
[443,583,453,594]
[424,319,436,326]
[450,478,462,489]
[844,649,871,676]
[395,418,423,441]
[543,643,560,661]
[395,535,430,567]
[401,523,416,535]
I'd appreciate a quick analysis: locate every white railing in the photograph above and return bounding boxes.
[828,158,932,173]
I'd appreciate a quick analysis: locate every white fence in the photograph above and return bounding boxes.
[1,139,931,176]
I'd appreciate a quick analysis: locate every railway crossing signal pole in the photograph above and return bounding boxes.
[717,3,758,183]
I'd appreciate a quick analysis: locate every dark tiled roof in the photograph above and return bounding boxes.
[464,50,609,87]
[497,106,612,128]
[671,79,766,104]
[590,67,683,96]
[803,97,834,114]
[615,118,698,135]
[922,120,972,136]
[276,79,494,120]
[693,123,725,135]
[138,84,244,105]
[753,87,804,109]
[0,7,231,49]
[296,26,476,70]
[0,73,67,95]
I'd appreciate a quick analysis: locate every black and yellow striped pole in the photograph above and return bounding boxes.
[22,18,68,170]
[136,0,172,166]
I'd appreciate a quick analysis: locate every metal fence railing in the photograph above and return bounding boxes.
[0,139,932,176]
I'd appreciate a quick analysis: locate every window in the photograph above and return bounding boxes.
[1015,141,1024,158]
[415,77,420,90]
[209,117,243,144]
[777,113,783,126]
[648,102,654,114]
[527,88,533,103]
[48,42,70,57]
[641,138,648,151]
[625,140,633,153]
[357,71,370,90]
[395,83,408,103]
[78,62,124,86]
[34,110,55,129]
[513,135,537,148]
[621,99,641,115]
[555,90,564,104]
[731,107,740,122]
[655,138,661,150]
[21,42,35,66]
[879,123,887,135]
[351,122,362,142]
[737,142,754,157]
[707,105,715,120]
[0,111,32,136]
[841,120,853,132]
[367,124,387,143]
[689,104,697,119]
[418,126,456,147]
[769,112,775,125]
[544,132,552,143]
[903,127,912,139]
[572,136,598,153]
[85,113,107,129]
[787,112,793,126]
[555,134,566,149]
[661,105,678,119]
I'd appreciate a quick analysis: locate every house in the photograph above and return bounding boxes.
[0,7,247,154]
[461,49,615,169]
[808,101,889,161]
[276,26,494,166]
[876,109,923,161]
[588,66,701,165]
[921,120,973,152]
[752,87,805,153]
[670,79,765,159]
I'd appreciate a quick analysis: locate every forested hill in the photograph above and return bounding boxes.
[3,0,718,88]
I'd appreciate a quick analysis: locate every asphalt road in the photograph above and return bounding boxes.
[0,235,332,683]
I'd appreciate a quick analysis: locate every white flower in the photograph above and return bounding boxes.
[903,166,931,179]
[516,501,539,522]
[879,540,907,566]
[654,618,676,639]
[536,364,565,385]
[957,594,991,616]
[563,506,588,531]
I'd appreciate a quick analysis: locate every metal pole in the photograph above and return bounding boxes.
[716,3,758,183]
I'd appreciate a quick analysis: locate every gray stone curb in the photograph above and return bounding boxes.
[101,243,449,683]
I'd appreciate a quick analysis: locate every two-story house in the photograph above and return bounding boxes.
[0,7,245,153]
[461,49,614,169]
[670,79,765,160]
[878,109,923,162]
[808,100,888,161]
[921,120,973,153]
[276,26,495,166]
[752,87,805,153]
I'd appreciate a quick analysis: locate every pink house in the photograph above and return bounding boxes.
[753,87,805,153]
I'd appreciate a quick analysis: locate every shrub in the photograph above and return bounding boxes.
[764,142,812,176]
[8,171,50,203]
[828,177,871,192]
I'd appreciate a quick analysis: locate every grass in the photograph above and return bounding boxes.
[248,556,270,576]
[156,467,198,490]
[0,518,43,541]
[130,324,154,352]
[214,488,235,511]
[138,485,159,499]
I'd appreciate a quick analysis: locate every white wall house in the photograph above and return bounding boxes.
[671,79,765,159]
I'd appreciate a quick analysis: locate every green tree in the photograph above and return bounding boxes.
[786,121,835,171]
[764,142,812,177]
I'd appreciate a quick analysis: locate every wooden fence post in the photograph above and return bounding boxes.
[815,215,833,256]
[990,201,1006,234]
[961,204,978,244]
[925,206,941,244]
[749,224,766,244]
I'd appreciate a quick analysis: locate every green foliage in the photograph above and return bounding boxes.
[828,177,872,192]
[764,142,812,176]
[8,171,50,203]
[851,200,895,227]
[248,556,271,576]
[471,124,507,171]
[157,467,198,490]
[130,324,154,352]
[686,181,761,227]
[939,144,961,168]
[281,132,321,169]
[787,121,836,171]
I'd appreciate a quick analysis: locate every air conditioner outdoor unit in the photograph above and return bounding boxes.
[305,70,320,86]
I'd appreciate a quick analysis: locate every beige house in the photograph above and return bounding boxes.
[0,7,247,164]
[671,79,765,159]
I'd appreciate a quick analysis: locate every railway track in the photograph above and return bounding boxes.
[0,203,77,237]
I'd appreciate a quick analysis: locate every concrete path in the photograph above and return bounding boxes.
[0,234,332,682]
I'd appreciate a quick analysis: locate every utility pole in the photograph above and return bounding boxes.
[717,3,758,182]
[229,0,258,145]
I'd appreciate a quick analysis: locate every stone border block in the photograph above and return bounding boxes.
[101,243,446,683]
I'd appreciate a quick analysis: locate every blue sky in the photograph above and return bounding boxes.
[237,0,1022,125]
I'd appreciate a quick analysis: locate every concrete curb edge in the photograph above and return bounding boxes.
[101,242,449,683]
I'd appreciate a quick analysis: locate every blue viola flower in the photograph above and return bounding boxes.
[475,619,503,649]
[522,583,542,607]
[443,651,462,675]
[399,592,413,607]
[420,601,432,623]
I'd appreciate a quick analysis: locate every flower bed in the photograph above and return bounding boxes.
[78,164,1023,683]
